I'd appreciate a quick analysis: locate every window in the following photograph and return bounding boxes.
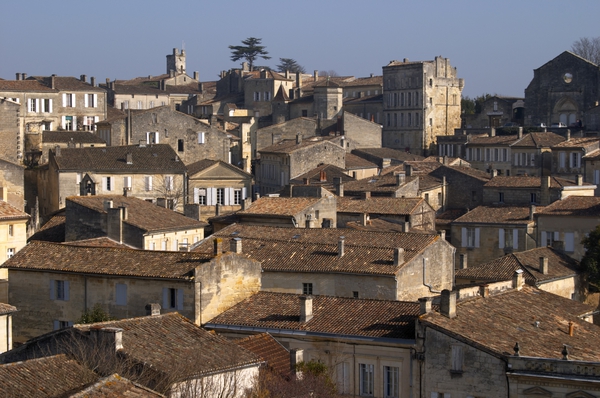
[123,176,132,189]
[64,116,74,131]
[6,248,14,258]
[462,227,480,248]
[353,291,359,298]
[162,287,183,310]
[394,113,397,127]
[104,176,112,191]
[407,113,412,126]
[42,121,52,131]
[565,232,575,252]
[146,131,159,144]
[264,91,270,101]
[137,101,143,109]
[359,363,374,396]
[570,152,581,168]
[216,188,225,205]
[541,231,558,247]
[194,188,207,205]
[254,92,260,101]
[302,283,313,295]
[425,193,430,202]
[115,283,127,306]
[122,100,129,109]
[8,224,13,237]
[530,193,537,204]
[164,176,174,191]
[85,94,97,108]
[386,113,391,127]
[53,320,72,330]
[499,192,504,203]
[28,98,38,112]
[234,189,242,205]
[63,93,75,107]
[498,228,518,249]
[145,176,153,191]
[559,152,566,168]
[383,366,399,398]
[198,132,205,144]
[83,116,97,131]
[302,110,308,117]
[415,113,419,127]
[451,345,463,373]
[178,139,184,152]
[50,280,70,301]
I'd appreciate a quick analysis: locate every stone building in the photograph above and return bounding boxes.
[510,131,565,176]
[0,99,21,164]
[1,239,261,342]
[525,51,600,127]
[551,135,599,179]
[0,198,29,270]
[462,95,525,129]
[35,131,106,164]
[0,159,25,211]
[463,131,519,176]
[382,57,464,155]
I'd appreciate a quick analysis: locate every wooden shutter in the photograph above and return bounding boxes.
[116,284,127,305]
[93,94,98,108]
[63,93,67,107]
[242,187,247,199]
[565,232,575,252]
[177,289,184,310]
[461,228,467,248]
[541,231,547,246]
[162,288,169,308]
[498,229,505,249]
[193,187,200,204]
[72,116,76,131]
[61,116,66,129]
[49,99,53,113]
[64,281,70,301]
[512,229,519,250]
[475,228,480,248]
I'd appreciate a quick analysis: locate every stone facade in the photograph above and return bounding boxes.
[0,99,22,163]
[525,51,600,127]
[0,160,25,211]
[382,57,464,155]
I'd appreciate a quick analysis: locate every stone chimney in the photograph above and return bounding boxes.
[512,269,524,290]
[459,253,467,269]
[396,173,406,186]
[539,256,549,274]
[401,222,410,232]
[184,204,201,220]
[90,77,96,87]
[419,297,433,315]
[440,289,456,318]
[491,169,498,178]
[104,200,113,211]
[382,158,391,168]
[490,127,496,137]
[241,198,251,210]
[334,177,343,197]
[361,213,368,226]
[529,205,536,221]
[319,170,326,182]
[479,284,490,298]
[296,133,302,144]
[145,303,161,316]
[577,174,583,186]
[80,74,87,82]
[230,237,242,254]
[567,129,571,141]
[22,73,27,80]
[338,236,345,258]
[194,71,199,80]
[126,152,133,164]
[439,230,446,240]
[15,73,20,81]
[394,248,404,266]
[51,75,56,89]
[361,191,371,200]
[213,238,223,256]
[518,127,523,139]
[313,70,319,82]
[299,296,313,322]
[91,326,123,351]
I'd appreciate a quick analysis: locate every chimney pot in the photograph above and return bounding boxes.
[90,77,96,87]
[213,238,223,256]
[539,256,549,274]
[490,127,496,137]
[394,248,404,266]
[418,297,433,315]
[299,296,313,322]
[530,205,536,220]
[479,284,490,298]
[338,236,345,258]
[145,303,161,316]
[577,174,583,186]
[104,200,113,210]
[402,222,410,233]
[518,127,523,139]
[361,191,371,200]
[230,237,242,254]
[91,327,123,351]
[334,177,343,197]
[439,230,446,240]
[568,321,574,337]
[440,289,456,318]
[296,133,302,144]
[512,269,524,290]
[126,152,133,164]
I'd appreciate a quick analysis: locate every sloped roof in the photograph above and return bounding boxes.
[208,292,428,340]
[68,373,164,397]
[187,159,252,178]
[455,247,579,285]
[467,134,519,145]
[510,132,565,148]
[484,176,579,189]
[345,153,379,169]
[31,76,105,92]
[291,164,355,185]
[342,172,410,193]
[52,144,187,173]
[259,136,336,154]
[535,195,600,216]
[67,195,206,232]
[0,303,17,315]
[453,206,533,225]
[0,79,57,92]
[238,197,322,217]
[75,313,261,377]
[337,196,424,215]
[236,333,291,377]
[352,148,425,162]
[0,201,29,221]
[0,354,97,397]
[421,286,599,361]
[28,213,65,242]
[42,131,106,144]
[552,136,599,149]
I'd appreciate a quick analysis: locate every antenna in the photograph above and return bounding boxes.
[182,40,185,51]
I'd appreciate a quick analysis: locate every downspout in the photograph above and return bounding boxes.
[423,257,441,293]
[353,344,356,397]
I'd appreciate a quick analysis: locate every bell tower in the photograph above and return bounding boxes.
[166,48,186,75]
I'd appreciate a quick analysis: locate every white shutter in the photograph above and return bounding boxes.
[94,116,99,123]
[62,116,66,129]
[146,132,150,144]
[93,94,98,108]
[27,98,31,112]
[513,229,519,250]
[212,188,217,205]
[224,188,230,205]
[71,94,76,107]
[49,98,53,113]
[242,187,247,199]
[193,188,200,204]
[102,177,107,191]
[162,288,169,308]
[177,289,184,310]
[72,116,76,131]
[63,93,67,107]
[155,132,159,143]
[84,94,88,107]
[499,229,505,249]
[541,231,547,247]
[461,228,467,248]
[206,188,213,205]
[35,99,39,113]
[145,176,153,191]
[475,228,480,248]
[554,231,560,241]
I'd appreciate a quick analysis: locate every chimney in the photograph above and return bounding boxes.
[405,163,413,176]
[529,205,536,221]
[361,213,368,226]
[479,284,490,298]
[313,70,319,82]
[80,74,87,82]
[90,77,96,87]
[440,289,456,318]
[338,236,345,258]
[194,71,199,80]
[491,169,498,178]
[539,257,549,274]
[184,204,201,220]
[319,170,327,182]
[518,127,523,139]
[54,146,61,157]
[568,321,575,337]
[213,238,223,256]
[216,203,221,216]
[22,73,27,80]
[230,237,242,254]
[401,222,410,232]
[439,230,446,240]
[255,192,260,201]
[512,269,524,290]
[296,133,302,144]
[490,127,496,137]
[145,303,161,316]
[241,198,251,210]
[396,173,406,186]
[91,327,123,351]
[303,178,310,185]
[333,177,343,197]
[126,152,133,164]
[394,248,405,266]
[418,297,433,315]
[403,58,409,63]
[459,253,467,269]
[51,75,56,89]
[299,296,313,322]
[567,129,571,141]
[577,174,583,186]
[15,73,20,81]
[290,348,304,376]
[361,191,371,200]
[104,200,113,210]
[382,158,391,168]
[120,206,128,220]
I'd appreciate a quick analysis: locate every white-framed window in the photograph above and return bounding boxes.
[63,116,74,131]
[499,228,519,249]
[83,116,98,131]
[137,101,143,109]
[162,287,183,310]
[194,188,207,205]
[8,224,13,237]
[115,283,127,306]
[28,98,38,112]
[63,93,75,107]
[302,283,313,295]
[103,176,112,191]
[53,320,73,330]
[84,93,97,108]
[42,98,53,113]
[234,189,242,205]
[541,231,559,247]
[359,363,374,396]
[383,366,399,398]
[570,152,581,168]
[217,188,225,205]
[254,92,260,101]
[164,176,174,191]
[6,248,15,258]
[146,131,159,144]
[461,227,480,248]
[123,176,132,189]
[50,280,70,301]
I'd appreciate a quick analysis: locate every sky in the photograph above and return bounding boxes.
[1,0,599,99]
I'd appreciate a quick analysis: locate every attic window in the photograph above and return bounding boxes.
[231,231,240,236]
[292,234,301,239]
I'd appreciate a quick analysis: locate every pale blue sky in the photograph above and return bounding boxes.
[1,0,599,98]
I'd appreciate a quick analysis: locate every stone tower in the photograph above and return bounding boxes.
[313,79,343,120]
[166,48,186,75]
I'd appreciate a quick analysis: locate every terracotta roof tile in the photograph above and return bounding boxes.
[239,197,322,216]
[208,292,426,340]
[511,132,565,148]
[236,333,291,377]
[64,237,134,249]
[453,206,533,225]
[31,76,105,92]
[0,354,97,397]
[28,213,65,242]
[421,286,599,361]
[345,153,378,169]
[0,79,57,92]
[42,131,107,144]
[468,135,519,145]
[0,302,17,315]
[0,201,29,221]
[259,136,336,154]
[337,196,424,215]
[69,373,164,397]
[535,195,600,216]
[484,176,579,188]
[352,148,425,162]
[552,137,599,149]
[290,164,355,186]
[345,218,419,233]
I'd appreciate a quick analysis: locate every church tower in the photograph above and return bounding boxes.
[166,48,186,75]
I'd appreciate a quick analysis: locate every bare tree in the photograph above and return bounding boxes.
[571,36,600,64]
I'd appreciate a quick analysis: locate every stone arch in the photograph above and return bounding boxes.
[553,96,579,125]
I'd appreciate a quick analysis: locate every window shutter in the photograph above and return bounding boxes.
[49,99,53,113]
[224,188,230,205]
[499,229,505,249]
[63,93,67,107]
[193,188,200,204]
[35,99,40,113]
[554,231,559,241]
[72,94,76,107]
[61,116,66,129]
[541,231,547,246]
[94,116,99,124]
[50,280,55,300]
[569,153,574,168]
[461,228,467,248]
[155,132,159,144]
[242,187,247,199]
[93,94,97,108]
[146,132,150,144]
[84,94,88,108]
[475,228,480,248]
[177,289,184,310]
[67,321,73,327]
[560,152,566,168]
[513,229,519,250]
[212,188,217,205]
[116,284,127,305]
[145,176,153,191]
[595,170,600,185]
[64,281,70,301]
[53,320,60,330]
[162,288,169,308]
[102,177,107,191]
[27,98,31,112]
[565,232,575,252]
[72,116,76,131]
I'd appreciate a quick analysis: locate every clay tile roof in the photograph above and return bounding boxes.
[208,292,427,340]
[32,76,105,92]
[42,131,107,144]
[552,137,600,149]
[0,302,17,315]
[484,176,578,188]
[535,195,600,216]
[0,354,98,397]
[338,76,383,87]
[345,153,378,169]
[67,195,206,232]
[0,201,29,221]
[453,206,533,225]
[438,165,491,181]
[337,196,424,215]
[345,218,416,233]
[456,247,579,284]
[259,136,335,154]
[291,164,355,185]
[405,160,443,174]
[53,144,187,173]
[28,213,65,242]
[421,286,599,361]
[2,241,215,279]
[0,79,57,92]
[197,224,439,276]
[353,148,425,162]
[75,313,260,377]
[239,197,321,216]
[511,132,565,148]
[468,135,519,145]
[186,159,218,175]
[64,237,135,249]
[68,373,164,397]
[342,172,410,193]
[236,333,291,377]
